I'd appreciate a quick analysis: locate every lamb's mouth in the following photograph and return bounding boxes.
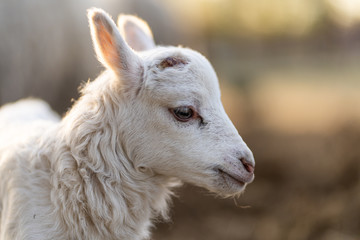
[217,168,247,187]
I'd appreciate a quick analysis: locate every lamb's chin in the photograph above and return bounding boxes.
[206,173,249,197]
[188,176,247,198]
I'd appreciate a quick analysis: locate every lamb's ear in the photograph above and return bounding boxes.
[117,15,155,52]
[88,8,142,86]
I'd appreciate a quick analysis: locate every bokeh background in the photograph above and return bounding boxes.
[1,0,359,239]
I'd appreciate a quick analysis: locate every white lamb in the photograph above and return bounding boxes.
[0,8,255,240]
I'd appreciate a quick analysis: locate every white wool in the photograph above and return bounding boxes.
[0,8,255,239]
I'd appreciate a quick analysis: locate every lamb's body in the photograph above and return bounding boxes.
[0,8,255,239]
[0,96,173,239]
[0,100,62,239]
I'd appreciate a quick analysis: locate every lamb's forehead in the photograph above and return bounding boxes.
[141,47,220,101]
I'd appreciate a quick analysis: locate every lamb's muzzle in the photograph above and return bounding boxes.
[213,145,255,194]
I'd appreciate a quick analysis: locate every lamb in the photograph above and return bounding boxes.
[0,8,255,240]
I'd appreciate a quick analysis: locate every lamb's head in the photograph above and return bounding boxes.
[88,8,255,197]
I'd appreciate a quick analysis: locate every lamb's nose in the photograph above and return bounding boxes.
[240,157,255,174]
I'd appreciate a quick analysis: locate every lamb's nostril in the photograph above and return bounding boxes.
[240,158,255,174]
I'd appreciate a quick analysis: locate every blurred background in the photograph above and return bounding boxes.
[0,0,359,239]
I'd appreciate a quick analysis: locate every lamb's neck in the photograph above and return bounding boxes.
[51,94,176,238]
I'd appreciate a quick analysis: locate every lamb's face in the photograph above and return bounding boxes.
[88,8,254,197]
[128,47,254,196]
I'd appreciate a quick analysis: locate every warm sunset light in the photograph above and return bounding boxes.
[161,0,360,37]
[326,0,360,26]
[0,1,359,239]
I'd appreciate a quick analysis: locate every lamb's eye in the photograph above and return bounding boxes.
[171,107,194,122]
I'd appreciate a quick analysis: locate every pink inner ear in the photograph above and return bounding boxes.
[98,27,117,64]
[93,15,121,71]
